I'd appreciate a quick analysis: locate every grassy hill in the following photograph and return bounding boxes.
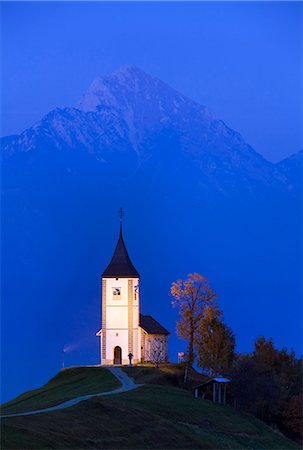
[1,367,120,414]
[122,363,208,387]
[1,364,300,450]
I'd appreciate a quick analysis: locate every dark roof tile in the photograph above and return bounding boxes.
[140,314,170,335]
[102,227,140,278]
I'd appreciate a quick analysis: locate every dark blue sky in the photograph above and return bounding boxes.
[1,1,302,162]
[1,1,302,404]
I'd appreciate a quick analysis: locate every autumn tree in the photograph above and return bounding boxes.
[231,336,302,441]
[282,394,303,439]
[195,305,235,376]
[170,273,217,366]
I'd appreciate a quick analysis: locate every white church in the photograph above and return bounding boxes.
[96,223,169,365]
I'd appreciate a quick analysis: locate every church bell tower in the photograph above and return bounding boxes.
[97,214,141,365]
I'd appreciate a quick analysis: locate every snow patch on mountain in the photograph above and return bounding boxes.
[76,65,214,150]
[1,64,298,195]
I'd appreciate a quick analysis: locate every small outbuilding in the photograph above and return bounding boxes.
[193,377,231,405]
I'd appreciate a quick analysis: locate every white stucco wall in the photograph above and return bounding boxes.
[106,278,129,306]
[144,334,168,363]
[106,306,128,329]
[101,276,141,365]
[106,329,128,361]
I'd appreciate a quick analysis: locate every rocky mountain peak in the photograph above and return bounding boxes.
[76,65,213,121]
[1,65,299,194]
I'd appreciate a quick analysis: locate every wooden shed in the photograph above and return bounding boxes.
[193,377,231,405]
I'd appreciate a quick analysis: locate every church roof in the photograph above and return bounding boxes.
[102,226,140,278]
[140,314,170,335]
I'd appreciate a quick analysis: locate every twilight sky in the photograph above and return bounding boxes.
[1,2,302,404]
[1,1,302,162]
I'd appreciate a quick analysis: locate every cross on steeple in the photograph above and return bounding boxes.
[119,207,124,230]
[102,207,139,278]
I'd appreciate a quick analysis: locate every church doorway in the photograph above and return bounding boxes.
[114,346,122,365]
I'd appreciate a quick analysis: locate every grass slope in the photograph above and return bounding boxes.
[105,385,299,449]
[1,367,120,414]
[1,365,299,450]
[122,363,208,388]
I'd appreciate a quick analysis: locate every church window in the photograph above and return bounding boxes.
[112,288,121,300]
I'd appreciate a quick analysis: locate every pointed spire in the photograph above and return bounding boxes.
[102,210,140,278]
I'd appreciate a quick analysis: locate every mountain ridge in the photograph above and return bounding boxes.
[277,149,303,189]
[1,65,298,196]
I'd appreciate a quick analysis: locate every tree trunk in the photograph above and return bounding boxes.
[184,366,189,383]
[188,325,194,365]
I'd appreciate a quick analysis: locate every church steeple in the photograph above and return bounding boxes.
[102,211,140,278]
[97,211,168,366]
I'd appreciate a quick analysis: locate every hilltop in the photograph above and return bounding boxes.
[1,365,299,450]
[1,65,301,406]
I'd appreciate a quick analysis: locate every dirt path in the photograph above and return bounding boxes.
[1,367,143,419]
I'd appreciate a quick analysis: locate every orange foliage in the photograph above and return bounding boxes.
[196,304,235,375]
[170,273,217,364]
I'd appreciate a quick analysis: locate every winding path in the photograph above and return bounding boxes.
[1,367,143,419]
